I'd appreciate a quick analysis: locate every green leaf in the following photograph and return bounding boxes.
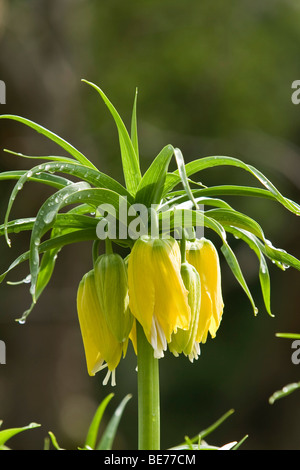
[0,214,98,240]
[221,242,258,315]
[224,227,273,316]
[16,245,61,324]
[130,88,139,160]
[165,184,293,207]
[3,161,132,245]
[97,394,132,450]
[162,195,233,212]
[163,155,300,215]
[2,160,126,197]
[205,208,266,241]
[258,238,300,272]
[173,147,200,209]
[269,382,300,404]
[135,145,174,206]
[82,80,141,195]
[3,148,76,163]
[29,185,132,300]
[276,333,300,339]
[158,207,227,241]
[0,422,40,447]
[0,114,98,170]
[28,182,91,300]
[0,228,97,286]
[84,393,114,450]
[170,409,235,450]
[0,169,71,189]
[48,431,64,450]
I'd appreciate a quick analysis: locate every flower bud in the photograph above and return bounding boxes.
[128,235,191,358]
[94,253,133,343]
[186,238,224,342]
[168,261,201,362]
[77,269,125,385]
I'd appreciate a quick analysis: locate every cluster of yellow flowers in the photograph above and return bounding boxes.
[77,236,224,386]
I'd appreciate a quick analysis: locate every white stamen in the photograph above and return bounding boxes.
[102,369,111,386]
[150,315,167,359]
[188,342,201,362]
[111,370,116,387]
[102,367,116,387]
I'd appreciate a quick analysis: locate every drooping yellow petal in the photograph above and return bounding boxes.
[151,238,191,342]
[77,276,104,376]
[94,253,133,343]
[169,261,201,361]
[128,235,191,358]
[128,236,155,340]
[186,238,224,341]
[77,270,123,381]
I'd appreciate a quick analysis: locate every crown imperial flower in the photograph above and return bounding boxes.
[168,261,202,361]
[77,269,127,385]
[94,253,133,343]
[186,238,224,342]
[128,235,191,358]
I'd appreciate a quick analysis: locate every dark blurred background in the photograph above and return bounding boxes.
[0,0,300,450]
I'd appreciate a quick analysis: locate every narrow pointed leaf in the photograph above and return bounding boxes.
[3,148,76,163]
[29,182,91,300]
[224,227,273,316]
[97,394,132,450]
[131,88,139,160]
[3,161,132,245]
[173,147,199,209]
[257,239,300,271]
[82,80,141,194]
[0,170,71,189]
[163,156,300,215]
[135,145,174,206]
[165,184,296,207]
[84,393,114,450]
[17,245,61,324]
[205,208,266,241]
[0,114,98,170]
[221,243,258,314]
[269,382,300,404]
[0,228,97,287]
[48,432,64,450]
[0,423,40,447]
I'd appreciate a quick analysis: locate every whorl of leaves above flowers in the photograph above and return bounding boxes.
[1,79,300,324]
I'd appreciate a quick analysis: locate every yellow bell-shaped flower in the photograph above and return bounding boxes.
[186,238,224,342]
[94,253,133,343]
[128,235,191,358]
[168,261,202,362]
[77,269,125,385]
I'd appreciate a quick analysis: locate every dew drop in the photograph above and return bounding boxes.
[43,210,56,224]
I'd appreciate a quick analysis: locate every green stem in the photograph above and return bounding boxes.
[136,321,160,450]
[92,240,100,266]
[180,228,187,263]
[105,238,113,255]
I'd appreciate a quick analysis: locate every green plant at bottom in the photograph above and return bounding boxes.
[0,395,244,450]
[1,81,300,449]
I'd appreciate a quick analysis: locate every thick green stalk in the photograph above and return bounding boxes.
[136,321,160,450]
